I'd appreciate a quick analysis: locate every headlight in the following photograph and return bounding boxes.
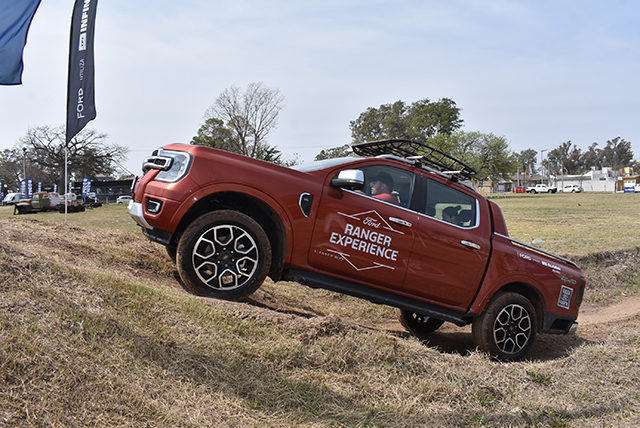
[143,149,193,183]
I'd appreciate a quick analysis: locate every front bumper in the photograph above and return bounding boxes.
[128,200,152,230]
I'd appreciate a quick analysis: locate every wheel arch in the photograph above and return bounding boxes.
[486,282,547,332]
[170,191,288,282]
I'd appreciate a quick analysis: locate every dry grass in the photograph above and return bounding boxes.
[1,195,640,427]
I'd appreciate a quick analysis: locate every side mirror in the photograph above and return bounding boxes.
[331,169,365,190]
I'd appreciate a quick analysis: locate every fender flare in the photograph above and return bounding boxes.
[167,182,295,264]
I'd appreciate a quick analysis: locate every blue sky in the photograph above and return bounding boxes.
[2,0,639,175]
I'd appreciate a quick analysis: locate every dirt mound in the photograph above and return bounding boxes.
[572,247,640,305]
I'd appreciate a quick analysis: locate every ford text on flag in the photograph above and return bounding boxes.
[66,0,98,143]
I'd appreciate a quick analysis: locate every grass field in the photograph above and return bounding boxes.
[489,192,640,256]
[0,202,140,232]
[1,193,639,427]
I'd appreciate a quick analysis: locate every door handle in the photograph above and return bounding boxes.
[461,240,480,250]
[389,217,412,228]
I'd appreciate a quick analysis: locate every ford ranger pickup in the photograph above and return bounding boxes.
[128,139,585,360]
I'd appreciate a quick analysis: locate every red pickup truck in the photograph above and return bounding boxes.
[129,139,585,360]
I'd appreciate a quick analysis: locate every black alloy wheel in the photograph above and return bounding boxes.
[472,292,537,360]
[176,210,271,301]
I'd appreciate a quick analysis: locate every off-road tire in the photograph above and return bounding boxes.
[176,210,271,301]
[398,309,445,335]
[472,292,537,360]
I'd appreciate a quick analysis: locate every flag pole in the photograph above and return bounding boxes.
[65,0,98,224]
[64,143,68,223]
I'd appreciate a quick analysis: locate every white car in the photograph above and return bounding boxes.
[2,192,20,205]
[526,184,557,194]
[117,195,132,204]
[561,184,582,193]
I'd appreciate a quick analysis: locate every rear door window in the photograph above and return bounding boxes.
[421,178,477,228]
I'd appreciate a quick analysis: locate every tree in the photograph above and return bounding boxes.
[515,149,538,174]
[454,132,515,184]
[314,144,353,161]
[13,125,128,190]
[545,141,583,176]
[0,148,22,192]
[349,98,463,145]
[406,98,464,141]
[549,137,635,175]
[600,137,634,171]
[197,82,284,160]
[437,131,515,188]
[190,118,234,151]
[582,142,601,170]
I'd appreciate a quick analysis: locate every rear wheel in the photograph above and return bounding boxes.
[176,210,271,301]
[472,292,537,360]
[398,309,445,335]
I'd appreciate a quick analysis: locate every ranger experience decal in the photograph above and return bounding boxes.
[324,210,403,271]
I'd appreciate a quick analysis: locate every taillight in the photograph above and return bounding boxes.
[575,277,586,307]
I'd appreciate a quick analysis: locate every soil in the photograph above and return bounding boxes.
[2,215,639,363]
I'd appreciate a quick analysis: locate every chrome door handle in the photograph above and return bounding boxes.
[389,217,412,228]
[461,240,480,250]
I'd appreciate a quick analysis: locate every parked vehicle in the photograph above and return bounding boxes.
[14,192,60,214]
[2,192,20,205]
[560,184,582,193]
[13,192,85,214]
[129,139,585,360]
[526,184,557,194]
[116,195,132,204]
[58,193,85,213]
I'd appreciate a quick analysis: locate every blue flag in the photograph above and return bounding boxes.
[0,0,41,85]
[19,180,26,199]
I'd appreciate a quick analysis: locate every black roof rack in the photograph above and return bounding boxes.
[351,139,476,180]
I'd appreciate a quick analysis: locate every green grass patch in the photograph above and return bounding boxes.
[0,203,140,232]
[492,192,640,256]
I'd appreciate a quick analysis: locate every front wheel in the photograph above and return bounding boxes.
[176,210,272,301]
[398,309,445,335]
[472,292,537,360]
[166,244,177,263]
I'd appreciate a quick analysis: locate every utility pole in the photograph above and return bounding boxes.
[540,149,547,185]
[22,147,27,180]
